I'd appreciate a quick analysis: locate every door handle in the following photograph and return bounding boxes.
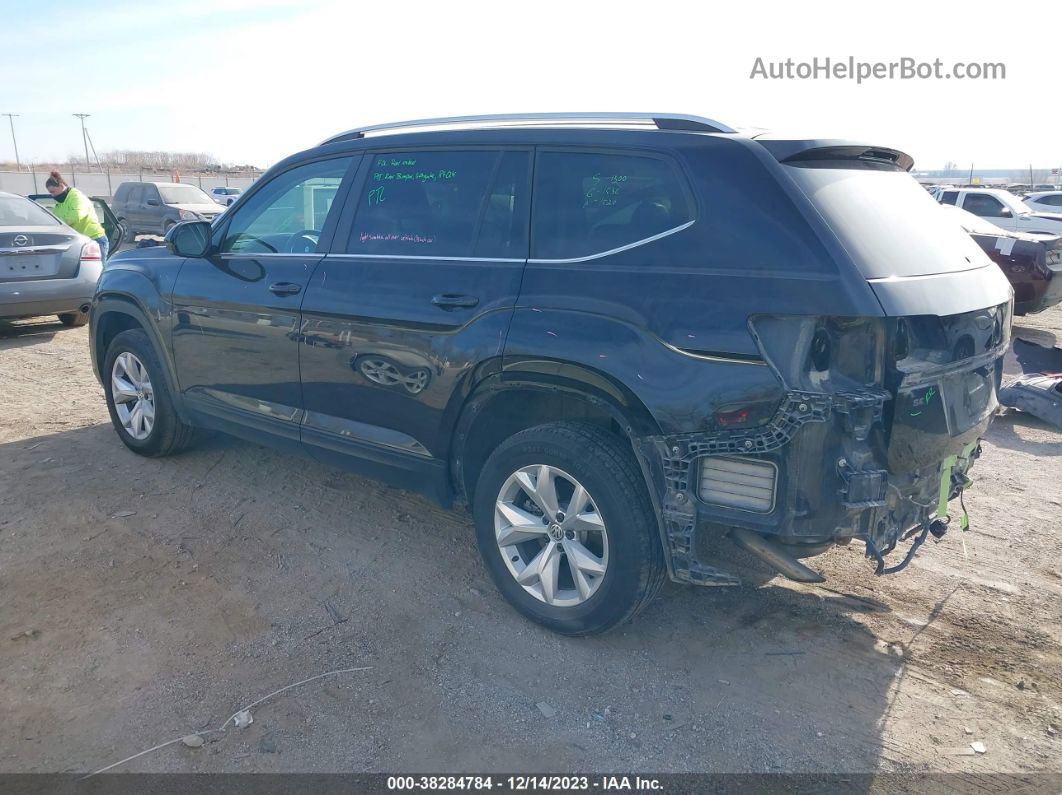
[269,282,302,296]
[431,294,479,310]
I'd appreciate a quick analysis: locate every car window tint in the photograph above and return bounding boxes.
[348,150,521,258]
[940,191,958,205]
[127,184,142,204]
[1042,195,1062,207]
[1,195,61,226]
[532,150,692,259]
[963,193,1006,217]
[474,151,529,258]
[221,158,352,254]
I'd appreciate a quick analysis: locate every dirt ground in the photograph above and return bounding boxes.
[1,307,1059,780]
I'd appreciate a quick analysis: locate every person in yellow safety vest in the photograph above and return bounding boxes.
[45,171,109,260]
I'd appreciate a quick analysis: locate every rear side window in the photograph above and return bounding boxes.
[940,191,958,205]
[1040,195,1062,207]
[963,193,1007,217]
[114,184,129,202]
[127,184,143,204]
[347,150,529,258]
[532,150,692,260]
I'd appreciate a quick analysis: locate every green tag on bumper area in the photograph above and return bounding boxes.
[937,442,978,529]
[936,456,957,518]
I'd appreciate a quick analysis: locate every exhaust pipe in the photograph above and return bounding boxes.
[729,527,826,584]
[79,303,91,314]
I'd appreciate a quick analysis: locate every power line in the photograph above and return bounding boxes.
[2,113,20,170]
[73,113,91,171]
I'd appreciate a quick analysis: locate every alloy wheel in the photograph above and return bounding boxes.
[494,464,609,607]
[111,352,156,440]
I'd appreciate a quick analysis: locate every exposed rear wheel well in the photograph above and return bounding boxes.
[456,388,634,505]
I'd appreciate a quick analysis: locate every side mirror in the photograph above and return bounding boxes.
[999,208,1012,218]
[146,198,160,206]
[166,220,213,258]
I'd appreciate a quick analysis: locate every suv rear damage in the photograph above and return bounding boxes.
[640,303,1009,586]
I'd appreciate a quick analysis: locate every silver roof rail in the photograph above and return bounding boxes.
[320,112,736,145]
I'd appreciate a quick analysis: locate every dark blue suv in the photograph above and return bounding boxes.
[88,113,1012,635]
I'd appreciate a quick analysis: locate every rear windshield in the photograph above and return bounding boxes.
[0,195,62,227]
[785,165,990,279]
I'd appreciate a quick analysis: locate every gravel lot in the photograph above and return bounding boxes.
[1,308,1060,779]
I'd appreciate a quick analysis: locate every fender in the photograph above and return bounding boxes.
[90,269,189,423]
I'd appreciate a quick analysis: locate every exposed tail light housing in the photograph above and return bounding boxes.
[716,408,750,427]
[80,240,102,261]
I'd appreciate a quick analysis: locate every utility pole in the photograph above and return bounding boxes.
[2,113,20,170]
[73,113,91,171]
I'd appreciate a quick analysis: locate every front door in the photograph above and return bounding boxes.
[171,155,356,446]
[298,148,530,489]
[961,192,1018,232]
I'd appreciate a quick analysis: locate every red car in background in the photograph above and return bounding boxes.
[942,205,1062,315]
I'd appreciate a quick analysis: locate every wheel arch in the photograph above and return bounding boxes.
[91,294,187,421]
[449,366,662,507]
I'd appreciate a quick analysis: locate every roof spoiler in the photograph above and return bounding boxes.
[754,139,915,172]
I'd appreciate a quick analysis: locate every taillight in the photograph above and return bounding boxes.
[80,241,102,261]
[716,408,750,427]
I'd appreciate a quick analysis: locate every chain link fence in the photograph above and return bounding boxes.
[0,168,259,198]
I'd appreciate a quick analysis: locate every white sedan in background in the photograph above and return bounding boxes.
[1023,191,1062,215]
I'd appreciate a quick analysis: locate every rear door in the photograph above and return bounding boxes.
[171,155,357,447]
[298,148,530,478]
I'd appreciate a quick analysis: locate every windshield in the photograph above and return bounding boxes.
[0,195,62,227]
[216,187,239,195]
[785,165,992,279]
[158,185,216,205]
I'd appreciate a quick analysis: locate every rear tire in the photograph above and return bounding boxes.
[103,328,195,457]
[58,310,89,327]
[473,421,666,636]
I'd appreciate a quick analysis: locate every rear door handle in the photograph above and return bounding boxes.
[431,294,479,310]
[269,282,302,297]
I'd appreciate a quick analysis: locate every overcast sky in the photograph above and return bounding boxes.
[2,0,1059,171]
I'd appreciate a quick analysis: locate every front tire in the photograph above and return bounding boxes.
[473,422,666,636]
[103,329,195,457]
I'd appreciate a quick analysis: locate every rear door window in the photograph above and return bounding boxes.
[127,184,143,204]
[347,149,529,258]
[531,150,693,260]
[940,191,958,205]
